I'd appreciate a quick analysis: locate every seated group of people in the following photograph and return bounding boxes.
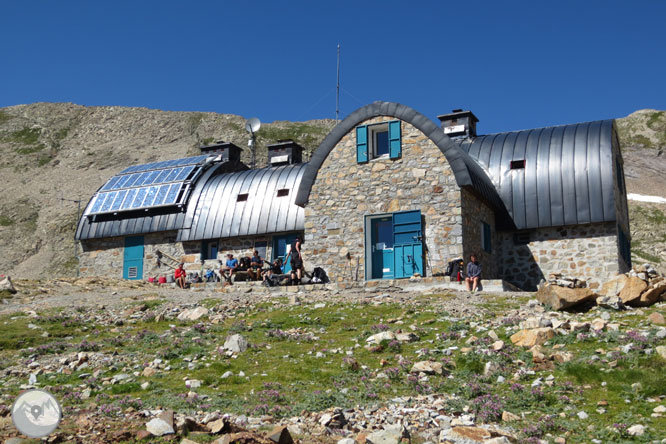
[174,237,315,288]
[220,237,305,286]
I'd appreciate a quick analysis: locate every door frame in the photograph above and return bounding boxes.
[364,213,393,281]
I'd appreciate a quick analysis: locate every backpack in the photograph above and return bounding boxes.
[312,267,329,284]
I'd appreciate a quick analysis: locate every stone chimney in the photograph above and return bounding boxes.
[266,139,303,167]
[437,109,479,139]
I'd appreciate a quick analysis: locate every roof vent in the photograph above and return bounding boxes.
[266,139,303,167]
[437,109,479,139]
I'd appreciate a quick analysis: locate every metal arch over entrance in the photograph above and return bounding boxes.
[294,101,509,220]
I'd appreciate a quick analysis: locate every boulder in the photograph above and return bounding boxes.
[501,411,520,422]
[510,328,555,347]
[177,306,209,321]
[595,295,625,310]
[637,281,666,306]
[599,274,628,297]
[395,332,419,343]
[146,418,174,436]
[366,331,396,344]
[142,367,157,377]
[266,425,294,444]
[366,424,409,444]
[536,285,597,310]
[648,312,665,325]
[207,418,230,434]
[223,334,248,353]
[619,276,649,306]
[449,426,491,442]
[0,276,17,294]
[410,360,444,375]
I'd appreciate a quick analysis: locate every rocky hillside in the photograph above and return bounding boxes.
[0,103,664,278]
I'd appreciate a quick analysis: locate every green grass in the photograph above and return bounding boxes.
[632,248,662,264]
[0,109,12,124]
[8,127,41,145]
[0,215,13,226]
[1,295,665,443]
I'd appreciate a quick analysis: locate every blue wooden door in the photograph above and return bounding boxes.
[371,217,394,279]
[272,233,299,274]
[392,210,423,278]
[123,236,144,280]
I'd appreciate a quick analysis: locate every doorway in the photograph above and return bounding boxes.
[123,236,144,280]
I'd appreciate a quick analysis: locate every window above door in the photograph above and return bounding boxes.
[356,120,402,163]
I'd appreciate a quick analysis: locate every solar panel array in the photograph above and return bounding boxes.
[87,155,211,216]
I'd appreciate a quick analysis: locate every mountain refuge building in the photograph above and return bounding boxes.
[75,101,631,290]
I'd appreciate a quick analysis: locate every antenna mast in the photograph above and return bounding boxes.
[336,44,340,122]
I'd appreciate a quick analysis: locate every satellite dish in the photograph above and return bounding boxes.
[245,117,261,134]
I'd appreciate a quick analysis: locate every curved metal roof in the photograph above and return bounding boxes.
[457,119,617,230]
[177,163,306,241]
[294,101,509,220]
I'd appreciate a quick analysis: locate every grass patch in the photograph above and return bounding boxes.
[0,109,12,124]
[9,127,41,145]
[0,215,13,226]
[632,248,662,264]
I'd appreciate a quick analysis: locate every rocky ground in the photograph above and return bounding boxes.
[1,279,665,444]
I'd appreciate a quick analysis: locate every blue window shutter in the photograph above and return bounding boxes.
[356,126,368,163]
[389,120,401,159]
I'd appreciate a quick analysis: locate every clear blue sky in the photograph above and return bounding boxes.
[2,0,665,134]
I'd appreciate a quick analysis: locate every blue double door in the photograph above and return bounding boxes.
[368,210,423,280]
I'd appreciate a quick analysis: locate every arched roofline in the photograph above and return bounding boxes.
[294,101,496,208]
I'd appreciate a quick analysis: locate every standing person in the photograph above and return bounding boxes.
[290,236,304,285]
[220,253,239,283]
[465,254,482,293]
[174,263,187,289]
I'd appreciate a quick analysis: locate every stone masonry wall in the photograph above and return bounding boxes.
[79,233,284,279]
[303,116,463,283]
[79,231,184,279]
[461,188,497,279]
[498,222,619,291]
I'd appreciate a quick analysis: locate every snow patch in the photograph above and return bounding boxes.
[627,193,666,204]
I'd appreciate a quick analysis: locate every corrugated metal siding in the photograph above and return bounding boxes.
[177,163,306,242]
[458,120,617,230]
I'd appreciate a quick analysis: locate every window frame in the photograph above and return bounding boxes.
[369,123,390,159]
[481,221,492,253]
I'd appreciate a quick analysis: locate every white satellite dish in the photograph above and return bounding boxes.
[245,117,261,134]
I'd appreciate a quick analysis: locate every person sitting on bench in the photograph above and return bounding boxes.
[465,254,482,293]
[174,263,187,289]
[220,253,238,283]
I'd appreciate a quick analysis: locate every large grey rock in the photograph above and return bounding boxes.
[410,360,443,375]
[366,424,409,444]
[366,331,396,344]
[177,306,209,321]
[146,418,174,436]
[223,334,248,353]
[596,295,625,310]
[0,276,17,294]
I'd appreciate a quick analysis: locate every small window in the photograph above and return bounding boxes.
[201,240,218,260]
[277,189,289,197]
[237,193,248,202]
[481,221,492,253]
[370,124,390,157]
[510,160,526,169]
